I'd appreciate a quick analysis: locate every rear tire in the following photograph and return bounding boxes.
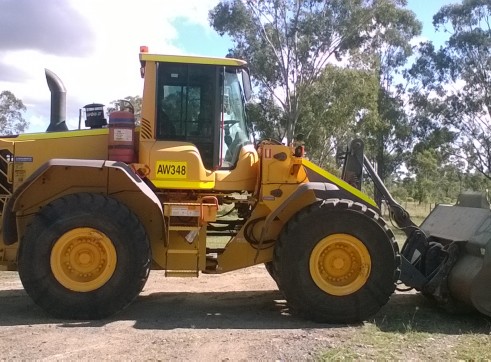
[274,199,399,323]
[264,261,278,283]
[18,193,151,319]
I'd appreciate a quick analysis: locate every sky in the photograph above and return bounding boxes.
[0,0,456,133]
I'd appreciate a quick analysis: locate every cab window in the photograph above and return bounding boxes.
[157,63,220,170]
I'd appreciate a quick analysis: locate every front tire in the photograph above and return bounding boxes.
[18,193,151,319]
[264,262,277,282]
[274,199,399,323]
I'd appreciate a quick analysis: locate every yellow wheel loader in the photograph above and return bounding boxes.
[0,47,488,322]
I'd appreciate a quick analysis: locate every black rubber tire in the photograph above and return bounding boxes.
[273,199,400,323]
[18,193,151,319]
[264,261,277,283]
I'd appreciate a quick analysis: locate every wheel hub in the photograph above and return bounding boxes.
[50,228,117,292]
[310,233,371,296]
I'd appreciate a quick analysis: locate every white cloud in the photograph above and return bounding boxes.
[0,0,225,133]
[0,0,94,55]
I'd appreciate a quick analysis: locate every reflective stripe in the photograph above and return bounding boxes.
[302,159,377,208]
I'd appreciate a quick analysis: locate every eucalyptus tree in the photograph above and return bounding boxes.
[0,90,28,135]
[408,0,491,180]
[299,65,379,169]
[210,0,422,185]
[350,0,422,186]
[210,0,382,145]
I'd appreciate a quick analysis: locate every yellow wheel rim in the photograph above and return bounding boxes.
[309,233,371,296]
[50,228,117,292]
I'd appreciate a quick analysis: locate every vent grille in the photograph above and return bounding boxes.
[140,118,153,139]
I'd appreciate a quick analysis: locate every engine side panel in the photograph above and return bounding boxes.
[9,129,108,189]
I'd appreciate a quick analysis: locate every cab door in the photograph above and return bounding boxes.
[156,62,222,170]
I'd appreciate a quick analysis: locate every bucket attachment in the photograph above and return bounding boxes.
[419,192,491,316]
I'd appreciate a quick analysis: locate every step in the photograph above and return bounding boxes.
[168,226,201,231]
[165,270,199,277]
[166,249,199,271]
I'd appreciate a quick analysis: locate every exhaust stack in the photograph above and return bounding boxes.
[45,69,68,132]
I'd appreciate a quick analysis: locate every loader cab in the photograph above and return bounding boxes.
[139,50,258,191]
[141,51,251,171]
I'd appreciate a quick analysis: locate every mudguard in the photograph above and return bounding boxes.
[3,159,164,246]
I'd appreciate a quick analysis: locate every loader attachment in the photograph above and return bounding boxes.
[342,139,491,317]
[419,194,491,316]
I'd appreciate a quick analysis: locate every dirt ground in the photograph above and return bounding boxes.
[0,265,490,360]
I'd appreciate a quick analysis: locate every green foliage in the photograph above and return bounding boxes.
[210,0,422,193]
[350,0,422,190]
[209,0,392,145]
[366,87,412,182]
[409,0,491,180]
[245,94,287,142]
[408,149,441,203]
[107,95,142,121]
[395,147,491,204]
[389,184,408,202]
[0,90,28,135]
[299,65,379,168]
[204,0,491,202]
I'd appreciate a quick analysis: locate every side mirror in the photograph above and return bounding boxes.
[241,68,252,101]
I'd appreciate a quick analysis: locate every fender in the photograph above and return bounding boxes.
[3,159,164,246]
[259,181,378,241]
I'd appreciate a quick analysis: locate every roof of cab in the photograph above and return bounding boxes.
[139,53,247,67]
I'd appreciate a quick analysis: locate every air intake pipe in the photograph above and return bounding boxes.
[45,68,68,132]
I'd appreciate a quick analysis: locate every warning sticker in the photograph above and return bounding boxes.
[170,206,200,217]
[113,128,133,142]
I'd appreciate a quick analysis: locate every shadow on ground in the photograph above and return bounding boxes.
[0,288,330,330]
[0,288,489,334]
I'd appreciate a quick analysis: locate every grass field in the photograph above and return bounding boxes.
[380,200,434,246]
